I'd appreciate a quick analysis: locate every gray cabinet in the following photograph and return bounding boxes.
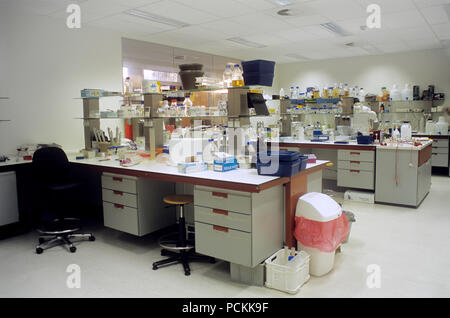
[194,185,284,268]
[431,138,449,168]
[101,172,175,236]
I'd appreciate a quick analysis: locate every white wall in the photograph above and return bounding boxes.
[275,49,450,100]
[0,7,123,155]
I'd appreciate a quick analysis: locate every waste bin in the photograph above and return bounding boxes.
[343,211,355,243]
[294,192,350,276]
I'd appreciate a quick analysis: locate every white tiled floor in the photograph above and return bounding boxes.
[1,176,449,298]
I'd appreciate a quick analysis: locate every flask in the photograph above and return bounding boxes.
[222,64,233,88]
[231,64,244,87]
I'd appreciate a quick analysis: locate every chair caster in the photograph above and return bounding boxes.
[70,246,76,253]
[36,247,43,254]
[38,238,46,244]
[89,236,95,242]
[152,265,158,270]
[184,271,191,276]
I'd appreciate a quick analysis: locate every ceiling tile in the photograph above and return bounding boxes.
[3,0,88,16]
[420,5,450,25]
[172,0,253,18]
[229,12,292,33]
[138,0,221,25]
[88,13,174,34]
[357,0,417,14]
[414,0,450,8]
[198,19,260,37]
[299,0,366,21]
[382,10,429,29]
[48,0,129,23]
[375,41,409,53]
[432,23,450,39]
[109,0,162,7]
[394,26,437,41]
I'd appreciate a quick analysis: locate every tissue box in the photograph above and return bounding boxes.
[214,160,239,172]
[213,153,236,164]
[177,162,207,174]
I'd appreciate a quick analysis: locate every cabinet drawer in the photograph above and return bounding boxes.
[102,189,138,208]
[432,139,449,148]
[338,160,374,172]
[432,147,448,154]
[101,173,137,194]
[338,169,374,190]
[194,206,251,232]
[431,153,449,167]
[338,150,374,162]
[103,201,139,235]
[194,186,252,215]
[195,221,252,267]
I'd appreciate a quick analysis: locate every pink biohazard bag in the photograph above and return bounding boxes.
[294,213,349,253]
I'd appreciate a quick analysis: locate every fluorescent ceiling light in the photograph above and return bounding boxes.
[227,37,267,48]
[320,22,351,36]
[285,53,309,60]
[124,9,190,28]
[271,0,293,6]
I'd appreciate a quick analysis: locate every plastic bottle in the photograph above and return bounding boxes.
[222,64,233,88]
[279,88,285,98]
[343,84,349,97]
[338,83,344,97]
[359,88,365,101]
[295,86,300,99]
[183,95,193,116]
[332,83,339,98]
[323,86,329,98]
[289,86,295,99]
[170,99,177,116]
[313,86,320,99]
[392,128,400,140]
[401,122,412,140]
[402,84,413,101]
[231,64,244,87]
[390,84,401,101]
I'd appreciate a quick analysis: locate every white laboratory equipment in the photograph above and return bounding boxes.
[295,192,346,276]
[0,171,19,227]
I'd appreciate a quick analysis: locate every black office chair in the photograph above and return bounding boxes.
[32,147,94,254]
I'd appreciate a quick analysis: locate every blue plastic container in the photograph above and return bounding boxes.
[243,72,274,86]
[257,158,301,177]
[357,135,372,144]
[257,151,300,163]
[242,60,275,74]
[298,155,308,172]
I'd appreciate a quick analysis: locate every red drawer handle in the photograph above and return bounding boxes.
[213,209,228,216]
[213,225,228,232]
[114,204,124,209]
[350,152,360,155]
[350,170,360,173]
[350,161,360,164]
[212,192,228,199]
[280,148,288,151]
[113,177,123,182]
[113,190,123,196]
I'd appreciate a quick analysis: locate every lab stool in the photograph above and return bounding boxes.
[152,194,215,276]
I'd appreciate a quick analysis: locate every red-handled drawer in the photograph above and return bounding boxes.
[194,186,252,214]
[194,206,251,232]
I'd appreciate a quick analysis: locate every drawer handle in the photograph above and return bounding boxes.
[213,209,228,216]
[350,152,360,155]
[350,161,360,164]
[113,190,123,196]
[280,148,288,151]
[112,177,123,182]
[114,204,124,209]
[212,192,228,199]
[213,225,228,232]
[350,170,360,173]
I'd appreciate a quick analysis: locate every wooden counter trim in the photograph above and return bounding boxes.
[70,162,289,193]
[278,142,376,151]
[413,135,449,139]
[418,144,433,167]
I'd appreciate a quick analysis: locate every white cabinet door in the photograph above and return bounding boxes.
[0,172,19,226]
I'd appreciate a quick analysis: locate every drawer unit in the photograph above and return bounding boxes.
[101,173,137,193]
[432,139,449,148]
[338,169,374,190]
[102,188,137,208]
[103,201,139,235]
[194,184,283,268]
[101,173,176,236]
[432,147,448,154]
[194,186,252,215]
[338,149,375,162]
[195,221,252,267]
[431,153,449,167]
[338,160,374,171]
[194,206,251,233]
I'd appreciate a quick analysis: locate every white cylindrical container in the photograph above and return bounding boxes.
[435,117,448,135]
[295,192,343,276]
[401,122,412,140]
[390,84,401,101]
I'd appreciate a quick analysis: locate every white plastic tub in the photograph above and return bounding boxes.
[265,248,310,294]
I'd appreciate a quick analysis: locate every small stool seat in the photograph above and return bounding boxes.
[163,194,193,206]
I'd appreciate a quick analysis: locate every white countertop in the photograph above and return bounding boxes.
[376,140,433,151]
[0,157,32,167]
[69,156,329,186]
[279,137,375,147]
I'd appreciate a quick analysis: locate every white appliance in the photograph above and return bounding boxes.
[295,192,342,276]
[0,171,19,226]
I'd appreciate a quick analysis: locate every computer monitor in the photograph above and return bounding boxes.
[247,93,269,116]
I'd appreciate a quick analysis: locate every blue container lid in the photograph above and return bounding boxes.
[257,151,300,162]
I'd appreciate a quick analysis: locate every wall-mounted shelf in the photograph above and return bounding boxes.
[290,98,340,104]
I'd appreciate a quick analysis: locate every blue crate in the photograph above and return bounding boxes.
[243,72,274,87]
[257,151,300,163]
[242,60,275,74]
[357,135,372,144]
[298,155,308,172]
[257,158,301,177]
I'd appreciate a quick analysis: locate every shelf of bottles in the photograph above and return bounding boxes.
[289,98,341,105]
